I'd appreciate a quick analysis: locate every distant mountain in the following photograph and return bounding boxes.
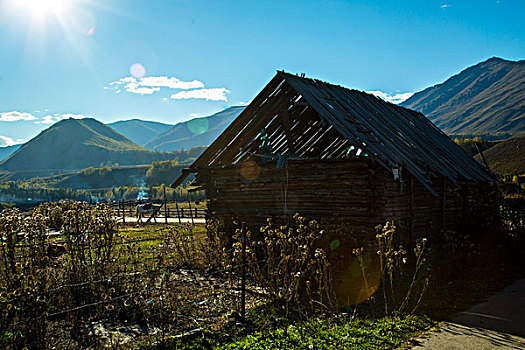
[402,57,524,135]
[0,145,21,161]
[107,119,173,146]
[145,106,245,152]
[475,136,525,175]
[0,118,174,175]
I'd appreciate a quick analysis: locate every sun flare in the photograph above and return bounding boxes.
[13,0,70,17]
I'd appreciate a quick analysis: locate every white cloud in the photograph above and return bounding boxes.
[107,76,205,95]
[61,113,90,119]
[125,82,160,95]
[0,111,38,122]
[170,88,231,102]
[238,100,252,106]
[189,113,205,118]
[36,113,90,124]
[0,135,24,147]
[105,75,228,101]
[441,4,451,8]
[37,115,61,124]
[140,76,204,89]
[367,90,413,104]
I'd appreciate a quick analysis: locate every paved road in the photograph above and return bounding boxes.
[412,278,525,349]
[115,217,206,224]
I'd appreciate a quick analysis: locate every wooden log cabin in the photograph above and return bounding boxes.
[172,71,499,247]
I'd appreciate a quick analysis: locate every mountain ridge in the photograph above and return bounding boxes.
[0,145,21,162]
[0,118,175,175]
[145,106,245,152]
[107,119,173,146]
[401,57,524,135]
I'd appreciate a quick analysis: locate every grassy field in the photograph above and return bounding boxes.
[3,201,523,349]
[0,204,436,349]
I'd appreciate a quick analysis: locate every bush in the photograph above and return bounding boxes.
[236,214,336,311]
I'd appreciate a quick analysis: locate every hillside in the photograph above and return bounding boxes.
[107,119,173,146]
[0,118,176,175]
[402,57,524,135]
[475,136,525,175]
[0,145,21,161]
[51,164,164,190]
[51,150,202,190]
[145,106,245,151]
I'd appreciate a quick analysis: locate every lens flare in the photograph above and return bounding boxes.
[16,0,68,15]
[240,161,260,181]
[332,251,381,306]
[330,239,340,251]
[187,118,209,134]
[130,63,146,78]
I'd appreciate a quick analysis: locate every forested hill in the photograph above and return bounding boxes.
[0,118,193,175]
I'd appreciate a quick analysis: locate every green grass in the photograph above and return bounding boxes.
[113,224,208,266]
[162,313,433,350]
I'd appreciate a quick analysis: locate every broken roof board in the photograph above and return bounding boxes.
[172,71,494,195]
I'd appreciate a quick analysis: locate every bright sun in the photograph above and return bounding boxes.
[14,0,69,17]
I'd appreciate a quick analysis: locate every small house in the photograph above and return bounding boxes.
[172,71,499,246]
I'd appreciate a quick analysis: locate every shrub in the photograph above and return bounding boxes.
[237,214,336,311]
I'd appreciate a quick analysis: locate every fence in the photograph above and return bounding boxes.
[0,208,258,349]
[110,199,207,223]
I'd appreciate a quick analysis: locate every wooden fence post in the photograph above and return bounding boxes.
[121,201,125,223]
[175,201,182,224]
[188,199,194,225]
[241,222,246,323]
[164,187,168,224]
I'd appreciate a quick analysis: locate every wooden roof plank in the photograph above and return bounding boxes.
[283,75,394,171]
[174,71,492,196]
[171,74,284,188]
[209,87,292,166]
[279,72,492,186]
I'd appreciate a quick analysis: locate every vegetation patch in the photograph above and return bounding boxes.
[162,313,433,350]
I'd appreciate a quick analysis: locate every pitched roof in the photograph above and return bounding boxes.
[173,71,495,195]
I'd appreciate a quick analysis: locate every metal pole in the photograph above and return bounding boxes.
[241,222,246,323]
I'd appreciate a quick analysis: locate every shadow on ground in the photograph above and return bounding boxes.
[413,278,525,349]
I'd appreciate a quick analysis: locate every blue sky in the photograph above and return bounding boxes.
[0,0,524,146]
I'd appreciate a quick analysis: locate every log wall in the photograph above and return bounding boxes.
[198,159,377,241]
[196,158,500,246]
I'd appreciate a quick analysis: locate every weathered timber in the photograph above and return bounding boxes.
[172,71,500,249]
